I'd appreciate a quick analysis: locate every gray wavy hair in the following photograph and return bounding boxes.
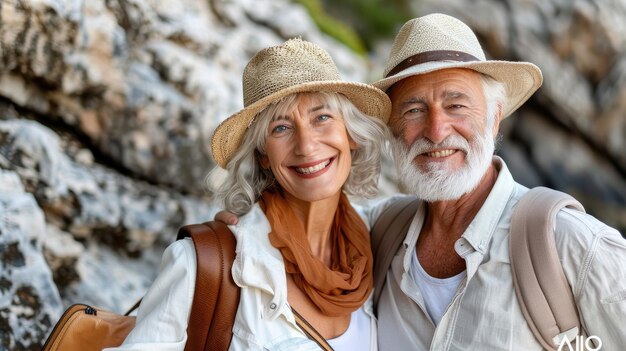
[207,92,390,215]
[480,73,507,127]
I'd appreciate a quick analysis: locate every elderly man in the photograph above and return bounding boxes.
[370,13,626,350]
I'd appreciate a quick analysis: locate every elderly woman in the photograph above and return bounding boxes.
[108,38,390,350]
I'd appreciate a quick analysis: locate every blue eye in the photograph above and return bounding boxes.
[317,114,331,121]
[404,108,425,120]
[271,125,288,133]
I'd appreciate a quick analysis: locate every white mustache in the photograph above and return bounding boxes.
[406,135,471,159]
[391,128,494,202]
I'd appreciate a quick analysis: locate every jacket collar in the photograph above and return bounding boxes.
[229,203,288,320]
[460,156,515,254]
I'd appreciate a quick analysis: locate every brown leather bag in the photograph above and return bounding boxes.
[42,221,239,351]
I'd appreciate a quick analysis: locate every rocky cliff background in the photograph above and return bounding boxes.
[0,0,624,349]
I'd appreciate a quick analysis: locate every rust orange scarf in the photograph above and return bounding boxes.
[261,190,373,317]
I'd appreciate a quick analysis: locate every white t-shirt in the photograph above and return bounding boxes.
[328,306,371,351]
[410,250,466,326]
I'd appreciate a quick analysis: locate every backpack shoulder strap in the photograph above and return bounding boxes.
[509,186,585,350]
[371,196,421,308]
[177,221,239,351]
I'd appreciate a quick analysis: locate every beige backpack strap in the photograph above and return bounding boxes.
[509,187,585,350]
[371,197,421,307]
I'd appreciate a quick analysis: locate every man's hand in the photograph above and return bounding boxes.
[214,210,239,225]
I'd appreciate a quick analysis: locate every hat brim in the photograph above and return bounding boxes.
[373,60,542,119]
[211,81,391,168]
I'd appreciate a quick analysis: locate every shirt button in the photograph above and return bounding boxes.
[269,303,277,310]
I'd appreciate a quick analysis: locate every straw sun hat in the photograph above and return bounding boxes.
[374,13,543,119]
[211,38,391,168]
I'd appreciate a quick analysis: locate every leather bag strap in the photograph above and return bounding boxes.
[177,221,239,351]
[371,197,421,307]
[509,187,585,350]
[123,300,141,316]
[291,307,334,351]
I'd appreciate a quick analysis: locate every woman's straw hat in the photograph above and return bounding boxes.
[211,38,391,168]
[374,13,543,119]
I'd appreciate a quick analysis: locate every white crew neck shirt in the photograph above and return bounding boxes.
[327,305,371,350]
[410,250,466,326]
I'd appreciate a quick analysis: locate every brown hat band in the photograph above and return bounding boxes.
[385,50,479,78]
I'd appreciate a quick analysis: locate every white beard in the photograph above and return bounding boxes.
[391,122,495,202]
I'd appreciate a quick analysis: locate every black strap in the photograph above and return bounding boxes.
[123,299,141,316]
[291,307,334,351]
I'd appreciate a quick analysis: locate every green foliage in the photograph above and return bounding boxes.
[330,0,412,44]
[293,0,368,55]
[292,0,412,52]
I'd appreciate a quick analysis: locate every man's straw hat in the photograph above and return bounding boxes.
[211,38,391,168]
[374,13,543,119]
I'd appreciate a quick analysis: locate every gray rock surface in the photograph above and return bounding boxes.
[0,170,62,350]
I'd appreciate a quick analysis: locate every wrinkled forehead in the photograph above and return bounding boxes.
[388,68,484,101]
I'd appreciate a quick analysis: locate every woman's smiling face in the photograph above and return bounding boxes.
[260,94,354,203]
